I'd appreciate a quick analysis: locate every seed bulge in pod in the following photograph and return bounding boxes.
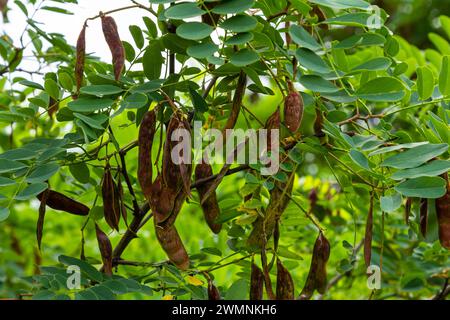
[276,259,295,300]
[283,87,303,133]
[138,110,156,201]
[101,15,125,81]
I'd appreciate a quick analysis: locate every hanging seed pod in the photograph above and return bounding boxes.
[420,198,428,237]
[37,190,89,216]
[436,173,450,249]
[37,189,49,250]
[250,262,264,300]
[101,14,125,81]
[154,222,189,270]
[284,81,304,133]
[138,110,156,200]
[314,108,325,138]
[102,165,121,231]
[405,197,412,224]
[48,97,59,118]
[208,279,221,300]
[364,194,374,268]
[75,22,86,93]
[178,119,193,197]
[95,223,113,276]
[149,175,177,224]
[276,259,295,300]
[299,232,331,299]
[195,161,222,234]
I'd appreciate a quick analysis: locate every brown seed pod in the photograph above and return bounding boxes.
[102,165,121,231]
[75,22,86,93]
[195,161,222,234]
[405,197,412,224]
[154,222,189,270]
[364,194,374,268]
[48,97,59,118]
[276,259,295,300]
[138,110,156,201]
[95,223,113,276]
[299,232,330,299]
[314,108,325,138]
[436,173,450,249]
[101,15,125,81]
[149,175,178,224]
[420,198,428,238]
[250,262,264,300]
[37,188,49,250]
[284,82,304,132]
[208,279,221,300]
[37,190,89,216]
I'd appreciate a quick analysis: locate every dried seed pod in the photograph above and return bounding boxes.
[420,198,428,237]
[276,259,295,300]
[195,161,222,234]
[299,232,331,299]
[37,189,49,250]
[436,173,450,249]
[208,279,221,300]
[154,222,189,270]
[250,262,264,300]
[48,97,59,118]
[95,223,113,276]
[364,194,374,268]
[138,110,156,201]
[102,165,121,231]
[37,190,89,216]
[405,197,412,224]
[101,15,125,81]
[149,175,178,224]
[284,82,304,132]
[75,23,86,93]
[314,108,325,137]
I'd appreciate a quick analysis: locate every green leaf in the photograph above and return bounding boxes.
[176,22,213,41]
[394,177,447,199]
[80,85,123,97]
[325,13,374,28]
[220,15,257,33]
[44,78,60,100]
[187,42,218,59]
[143,44,163,80]
[16,182,48,200]
[68,98,113,113]
[439,55,450,96]
[351,57,391,72]
[20,80,44,90]
[121,93,148,109]
[225,32,254,45]
[0,148,36,160]
[58,73,73,91]
[224,279,248,300]
[381,143,448,169]
[69,162,90,184]
[299,75,339,93]
[368,142,429,156]
[391,160,450,180]
[230,49,259,66]
[58,255,103,282]
[189,88,208,113]
[0,177,16,186]
[356,77,405,102]
[0,207,10,222]
[308,0,370,10]
[295,48,330,74]
[26,163,60,183]
[74,113,107,130]
[132,80,164,93]
[416,66,435,100]
[165,3,205,19]
[129,25,144,49]
[349,149,370,170]
[380,193,402,213]
[212,0,254,14]
[290,25,321,51]
[0,159,27,173]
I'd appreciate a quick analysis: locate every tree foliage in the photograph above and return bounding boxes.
[0,0,449,300]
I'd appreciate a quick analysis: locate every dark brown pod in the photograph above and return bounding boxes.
[101,15,125,81]
[95,223,113,276]
[195,161,222,234]
[420,198,428,238]
[138,110,156,201]
[276,259,295,300]
[364,194,374,268]
[283,84,303,132]
[250,262,264,300]
[436,173,450,249]
[208,279,221,300]
[37,188,49,250]
[405,197,412,224]
[48,97,59,118]
[75,22,86,93]
[102,165,121,231]
[37,190,89,216]
[154,222,189,270]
